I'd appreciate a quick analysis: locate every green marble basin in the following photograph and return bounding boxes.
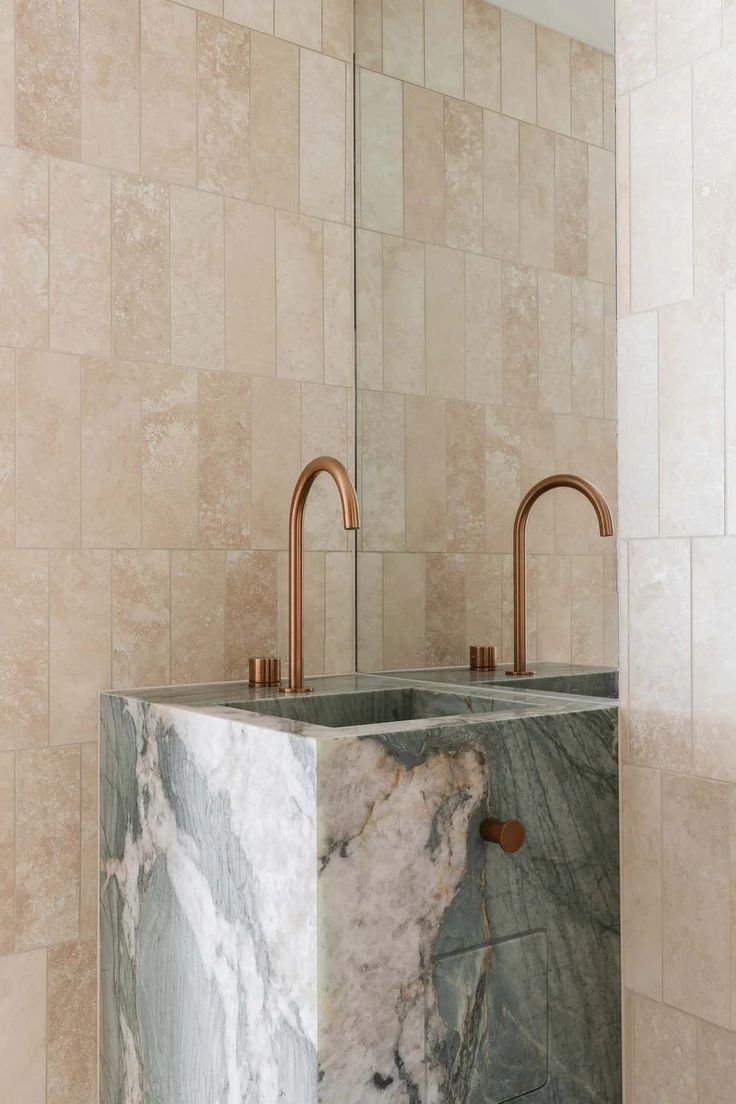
[491,671,619,698]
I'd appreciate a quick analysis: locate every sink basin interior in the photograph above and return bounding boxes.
[490,672,619,699]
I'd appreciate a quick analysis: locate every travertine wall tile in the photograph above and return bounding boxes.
[571,41,603,147]
[588,146,615,285]
[406,396,447,552]
[536,26,570,136]
[0,350,14,547]
[198,15,250,198]
[140,0,196,185]
[555,135,588,278]
[692,539,736,783]
[0,0,14,146]
[251,376,301,548]
[382,236,425,395]
[0,950,46,1104]
[0,551,48,752]
[698,1020,736,1103]
[483,110,519,262]
[726,291,736,533]
[426,246,465,400]
[323,222,354,388]
[360,389,405,552]
[199,371,251,547]
[276,0,320,50]
[356,552,383,670]
[621,765,662,1001]
[463,0,500,111]
[276,212,324,382]
[426,553,465,665]
[325,552,354,673]
[485,405,521,555]
[301,383,351,550]
[465,554,504,649]
[359,69,403,236]
[500,10,536,124]
[225,0,272,33]
[519,124,554,270]
[172,550,226,684]
[142,366,198,547]
[571,555,604,663]
[616,93,631,317]
[171,186,225,371]
[112,549,170,687]
[633,996,696,1104]
[16,0,80,159]
[502,264,538,408]
[323,0,351,62]
[425,0,463,98]
[47,941,97,1104]
[382,553,426,669]
[356,230,383,389]
[447,401,484,553]
[445,98,483,253]
[616,0,656,94]
[225,199,275,375]
[112,174,170,364]
[403,84,445,246]
[465,253,502,405]
[571,278,605,417]
[0,148,48,349]
[536,555,571,661]
[538,271,571,415]
[725,0,736,43]
[79,742,97,942]
[81,0,140,173]
[301,51,346,221]
[355,0,381,70]
[250,32,299,210]
[382,0,423,85]
[617,312,658,538]
[693,47,736,297]
[657,0,721,74]
[602,53,615,152]
[0,752,14,952]
[225,550,277,678]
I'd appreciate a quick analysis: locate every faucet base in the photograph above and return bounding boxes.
[506,670,535,677]
[280,686,314,695]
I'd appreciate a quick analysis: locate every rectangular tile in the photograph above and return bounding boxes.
[198,14,250,198]
[225,550,277,678]
[16,0,80,158]
[275,0,320,49]
[171,550,226,685]
[588,146,615,285]
[603,53,615,152]
[425,0,463,98]
[571,278,605,417]
[276,212,323,383]
[141,0,196,185]
[112,174,170,364]
[0,551,48,752]
[617,93,631,318]
[0,950,46,1104]
[79,742,97,941]
[0,0,14,145]
[536,26,570,136]
[356,230,383,389]
[403,84,444,246]
[383,236,425,395]
[502,264,538,408]
[382,0,423,85]
[0,350,14,547]
[726,0,736,42]
[483,111,519,262]
[463,0,500,111]
[633,996,696,1104]
[445,98,483,253]
[571,556,604,664]
[465,554,504,652]
[225,199,275,375]
[485,406,522,555]
[0,752,13,951]
[225,0,272,32]
[323,222,354,388]
[571,41,603,147]
[323,0,351,61]
[300,384,351,551]
[426,554,466,666]
[536,555,572,661]
[81,0,140,173]
[538,271,571,415]
[555,135,588,278]
[406,396,447,552]
[447,401,484,553]
[325,552,354,674]
[694,46,736,297]
[692,539,736,783]
[199,371,250,548]
[616,0,656,94]
[359,390,405,552]
[519,124,555,270]
[171,186,225,371]
[356,551,383,670]
[0,148,48,349]
[112,550,170,687]
[657,0,721,73]
[251,377,301,548]
[142,365,198,547]
[359,69,403,236]
[382,553,426,669]
[617,312,658,538]
[500,10,536,124]
[355,0,381,70]
[426,245,465,400]
[48,942,97,1104]
[300,51,346,222]
[697,1021,736,1103]
[465,253,502,405]
[250,32,299,210]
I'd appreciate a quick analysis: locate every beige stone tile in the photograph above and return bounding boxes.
[406,396,446,552]
[16,352,80,548]
[356,552,382,670]
[171,550,226,685]
[250,32,299,210]
[694,46,736,297]
[301,383,350,551]
[0,148,48,349]
[617,93,631,318]
[382,0,423,85]
[382,553,426,669]
[0,0,14,146]
[536,555,571,662]
[657,0,721,74]
[726,292,736,534]
[225,550,278,678]
[447,401,484,553]
[604,284,616,421]
[48,942,97,1104]
[225,0,272,33]
[659,295,724,537]
[465,555,504,655]
[112,550,170,687]
[0,350,14,547]
[16,746,80,949]
[0,752,13,952]
[325,552,354,675]
[112,174,170,364]
[536,26,570,136]
[199,371,250,548]
[81,0,140,173]
[0,949,46,1104]
[142,366,198,547]
[570,41,603,147]
[519,124,554,271]
[570,556,604,664]
[520,409,556,556]
[537,271,571,415]
[554,135,588,278]
[697,1021,736,1103]
[79,742,96,942]
[500,10,536,124]
[225,199,275,375]
[465,253,502,405]
[322,0,351,62]
[571,278,604,418]
[355,0,381,69]
[251,376,301,548]
[628,539,691,772]
[603,552,617,670]
[359,389,405,552]
[616,0,655,94]
[403,84,444,246]
[425,0,463,98]
[630,69,693,312]
[50,551,110,747]
[198,15,249,198]
[140,0,196,185]
[49,159,111,358]
[483,110,519,262]
[323,222,353,389]
[463,0,500,111]
[426,246,464,400]
[617,312,658,539]
[382,235,425,395]
[588,146,615,286]
[358,69,403,236]
[502,264,537,408]
[726,0,736,42]
[275,0,320,49]
[633,995,696,1104]
[692,539,736,783]
[16,0,80,159]
[301,550,326,677]
[171,186,224,371]
[426,554,465,666]
[663,774,730,1026]
[276,212,323,383]
[356,230,383,390]
[485,405,521,556]
[445,98,483,253]
[618,542,630,762]
[0,552,48,752]
[554,414,617,555]
[621,765,662,999]
[300,51,346,222]
[602,53,615,152]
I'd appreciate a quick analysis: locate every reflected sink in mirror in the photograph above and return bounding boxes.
[491,671,619,699]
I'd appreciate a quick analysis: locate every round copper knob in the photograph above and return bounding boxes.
[480,816,525,853]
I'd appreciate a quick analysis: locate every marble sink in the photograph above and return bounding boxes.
[382,662,619,701]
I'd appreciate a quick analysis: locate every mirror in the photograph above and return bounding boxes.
[354,0,617,675]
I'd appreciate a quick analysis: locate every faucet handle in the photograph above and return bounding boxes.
[480,816,526,853]
[469,645,497,670]
[248,657,282,687]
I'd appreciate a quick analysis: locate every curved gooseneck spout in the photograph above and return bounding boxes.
[507,474,614,677]
[283,456,360,694]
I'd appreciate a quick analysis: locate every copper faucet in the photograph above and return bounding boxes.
[507,474,614,677]
[282,456,360,694]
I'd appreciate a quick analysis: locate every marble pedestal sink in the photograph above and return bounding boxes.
[100,672,619,1104]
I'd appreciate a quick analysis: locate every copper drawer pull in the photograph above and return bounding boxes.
[480,817,526,853]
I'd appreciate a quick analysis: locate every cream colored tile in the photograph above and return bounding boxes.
[604,285,616,421]
[500,10,536,124]
[16,746,80,949]
[225,550,277,678]
[694,46,736,297]
[49,159,111,358]
[225,199,275,375]
[692,539,736,783]
[657,0,721,74]
[323,222,353,389]
[276,212,323,383]
[112,174,170,364]
[426,246,464,400]
[0,949,46,1104]
[50,551,110,747]
[250,32,299,210]
[197,15,249,198]
[697,1021,736,1103]
[447,401,484,553]
[0,753,13,951]
[426,554,465,666]
[465,253,502,405]
[617,93,631,318]
[536,26,570,136]
[603,552,617,667]
[0,552,48,752]
[81,0,140,173]
[360,389,405,552]
[0,148,48,349]
[199,371,250,548]
[630,69,693,312]
[628,539,691,772]
[536,555,571,662]
[142,366,198,547]
[571,41,603,147]
[617,312,658,539]
[0,0,14,146]
[383,553,426,669]
[485,405,521,556]
[445,98,483,253]
[171,187,224,371]
[301,383,350,551]
[538,271,571,415]
[382,236,425,395]
[79,742,96,942]
[663,774,730,1026]
[588,146,615,285]
[382,0,423,85]
[616,0,655,94]
[0,350,14,547]
[112,550,170,687]
[171,551,226,685]
[275,0,320,49]
[359,70,403,237]
[356,552,383,670]
[406,396,446,552]
[726,292,736,534]
[141,0,196,184]
[301,550,325,677]
[502,264,537,408]
[463,0,500,111]
[726,0,736,43]
[425,0,463,98]
[520,409,556,556]
[16,0,80,158]
[48,942,97,1104]
[571,277,604,417]
[251,377,301,549]
[322,0,351,62]
[465,555,503,654]
[483,111,519,262]
[16,352,80,548]
[554,135,588,278]
[403,84,444,246]
[621,765,662,999]
[659,295,724,537]
[300,51,346,222]
[519,124,554,270]
[225,0,272,33]
[356,230,383,389]
[602,53,615,152]
[355,0,381,69]
[570,556,604,664]
[554,414,617,554]
[325,552,354,674]
[633,995,696,1104]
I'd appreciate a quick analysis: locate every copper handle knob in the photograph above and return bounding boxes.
[480,816,525,853]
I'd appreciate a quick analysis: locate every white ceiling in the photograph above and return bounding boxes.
[494,0,614,53]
